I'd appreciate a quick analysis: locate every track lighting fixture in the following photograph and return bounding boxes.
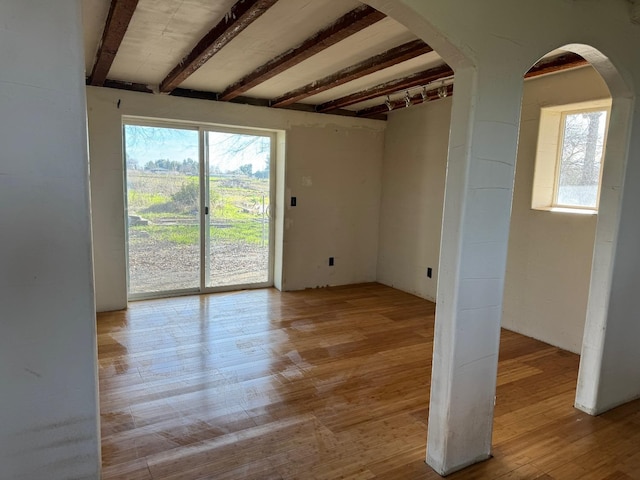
[437,82,448,99]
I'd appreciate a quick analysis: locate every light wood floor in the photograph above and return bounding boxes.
[98,283,640,479]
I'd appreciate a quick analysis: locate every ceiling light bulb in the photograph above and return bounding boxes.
[385,96,393,111]
[437,84,448,99]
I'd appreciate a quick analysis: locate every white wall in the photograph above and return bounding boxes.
[0,1,100,479]
[377,66,610,354]
[87,87,385,311]
[503,67,610,354]
[377,97,451,302]
[284,124,382,290]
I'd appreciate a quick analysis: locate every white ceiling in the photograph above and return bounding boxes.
[81,0,445,114]
[82,0,111,72]
[81,0,578,115]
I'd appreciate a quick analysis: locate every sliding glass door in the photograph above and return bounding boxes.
[205,131,272,288]
[124,124,200,296]
[123,120,273,299]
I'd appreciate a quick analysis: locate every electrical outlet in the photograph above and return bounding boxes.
[329,257,334,266]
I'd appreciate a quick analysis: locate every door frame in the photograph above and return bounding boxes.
[201,125,277,294]
[122,116,277,301]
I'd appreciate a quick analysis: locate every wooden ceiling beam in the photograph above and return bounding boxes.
[316,63,453,113]
[270,39,433,108]
[525,52,588,79]
[88,0,139,86]
[219,5,386,101]
[102,79,153,93]
[159,0,279,93]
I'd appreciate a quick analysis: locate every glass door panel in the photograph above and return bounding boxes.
[205,132,271,288]
[124,124,200,297]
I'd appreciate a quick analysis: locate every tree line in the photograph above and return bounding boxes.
[128,156,269,178]
[142,158,198,174]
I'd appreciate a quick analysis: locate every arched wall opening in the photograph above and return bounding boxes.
[367,1,635,469]
[564,44,635,415]
[499,39,635,432]
[502,46,617,379]
[503,43,634,417]
[371,0,634,402]
[354,1,637,474]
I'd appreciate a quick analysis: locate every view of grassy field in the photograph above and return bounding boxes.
[126,170,270,294]
[128,171,269,228]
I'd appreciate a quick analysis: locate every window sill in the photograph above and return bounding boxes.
[532,206,598,215]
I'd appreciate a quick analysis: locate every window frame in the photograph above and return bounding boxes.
[531,99,612,214]
[551,106,610,211]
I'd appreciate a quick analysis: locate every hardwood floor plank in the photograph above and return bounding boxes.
[98,284,640,479]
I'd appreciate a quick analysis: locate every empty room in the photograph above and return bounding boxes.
[3,1,640,479]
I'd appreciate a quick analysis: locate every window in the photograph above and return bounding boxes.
[532,100,611,213]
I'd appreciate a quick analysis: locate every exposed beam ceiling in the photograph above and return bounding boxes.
[316,63,454,113]
[270,39,433,108]
[84,2,592,120]
[219,4,386,101]
[88,0,139,86]
[101,50,587,117]
[356,52,590,117]
[159,0,279,94]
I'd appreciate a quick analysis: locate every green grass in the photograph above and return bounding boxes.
[130,220,267,246]
[138,212,197,221]
[211,221,266,244]
[131,225,199,245]
[215,202,248,219]
[127,171,270,246]
[128,191,170,210]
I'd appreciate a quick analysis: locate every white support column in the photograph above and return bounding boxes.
[0,1,100,479]
[426,66,524,476]
[575,92,635,414]
[577,102,640,414]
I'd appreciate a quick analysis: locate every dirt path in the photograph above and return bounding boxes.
[128,233,269,294]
